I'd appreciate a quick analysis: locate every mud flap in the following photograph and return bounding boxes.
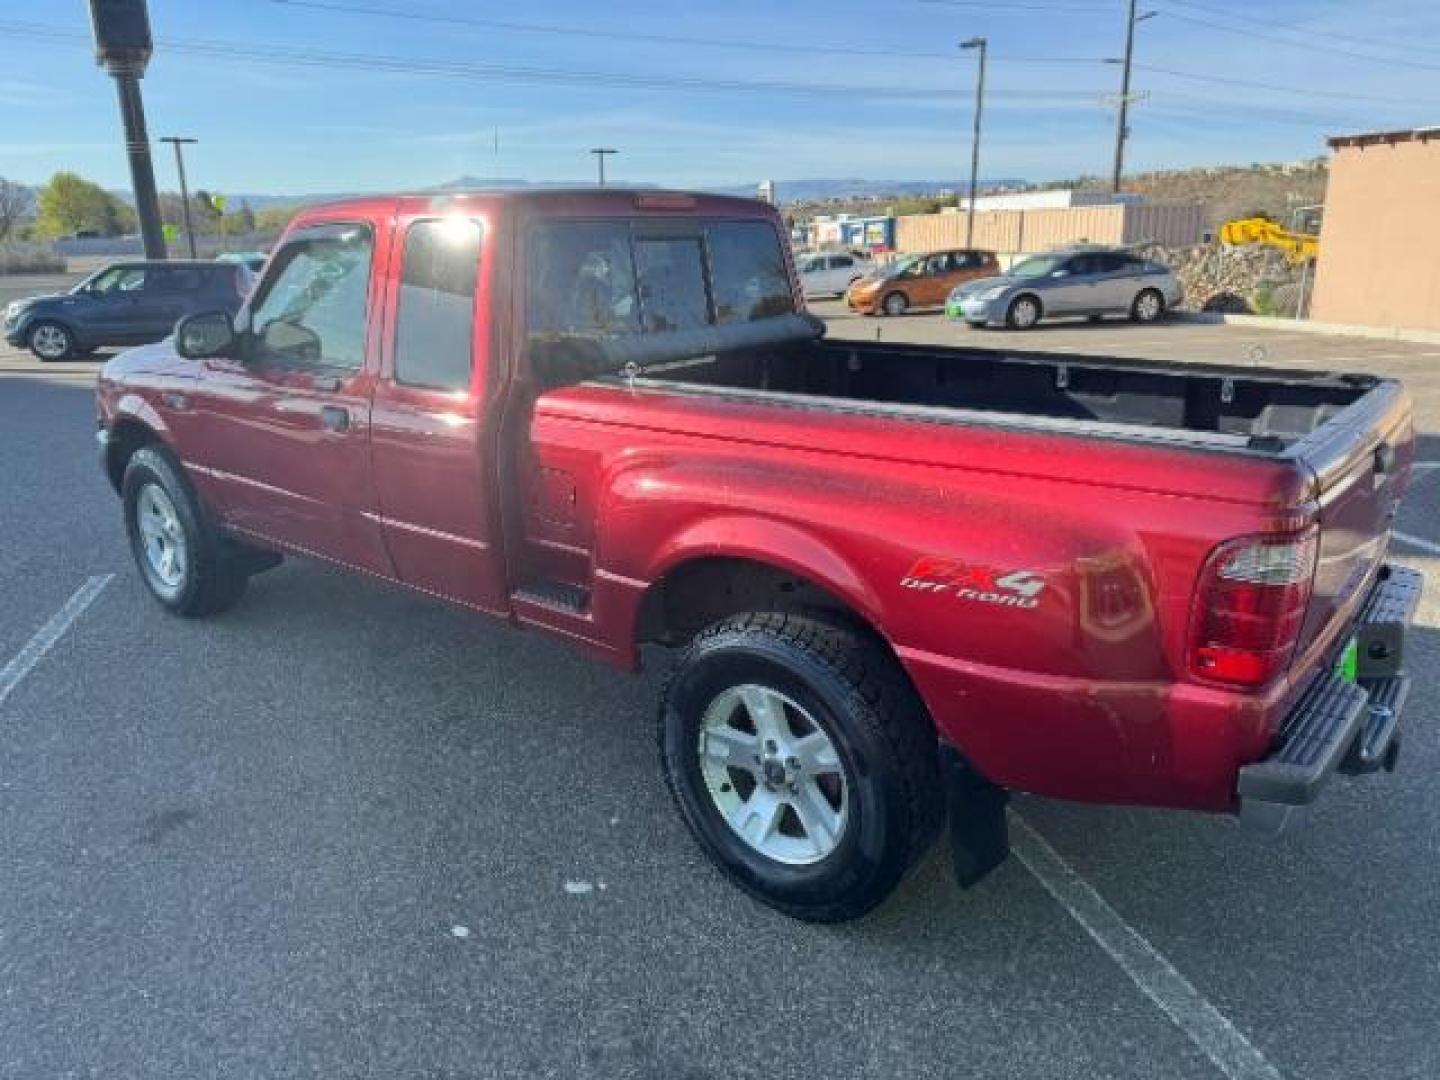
[941,747,1011,887]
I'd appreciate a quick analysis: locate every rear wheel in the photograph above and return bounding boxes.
[122,445,250,617]
[660,612,942,922]
[1005,294,1041,329]
[882,291,909,317]
[28,321,74,362]
[1131,288,1165,323]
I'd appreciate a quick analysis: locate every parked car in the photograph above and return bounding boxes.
[216,251,269,276]
[847,249,998,315]
[97,189,1418,922]
[795,250,873,298]
[4,260,251,361]
[947,248,1182,329]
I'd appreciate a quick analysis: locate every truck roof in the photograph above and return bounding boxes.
[296,187,777,220]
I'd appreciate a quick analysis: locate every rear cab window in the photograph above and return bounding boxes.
[525,216,795,381]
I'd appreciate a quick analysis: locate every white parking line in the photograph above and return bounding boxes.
[0,575,113,708]
[1011,814,1285,1080]
[1393,531,1440,556]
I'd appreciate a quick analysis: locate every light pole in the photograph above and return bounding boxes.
[160,136,198,258]
[960,37,987,251]
[589,148,617,187]
[1109,2,1156,193]
[88,0,166,258]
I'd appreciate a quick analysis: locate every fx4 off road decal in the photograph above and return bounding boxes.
[901,556,1046,610]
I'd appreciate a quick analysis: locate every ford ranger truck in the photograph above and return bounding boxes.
[95,190,1421,922]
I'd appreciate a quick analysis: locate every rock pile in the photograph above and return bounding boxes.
[1134,242,1308,315]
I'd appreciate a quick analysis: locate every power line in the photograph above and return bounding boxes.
[1165,0,1438,61]
[917,0,1117,11]
[0,21,1110,102]
[1133,62,1420,105]
[269,0,1103,64]
[1155,5,1440,73]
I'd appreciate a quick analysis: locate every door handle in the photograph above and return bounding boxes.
[319,405,350,432]
[161,391,189,411]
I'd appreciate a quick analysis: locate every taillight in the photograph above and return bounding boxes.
[1188,528,1318,689]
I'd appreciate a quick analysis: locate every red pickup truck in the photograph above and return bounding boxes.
[97,189,1421,921]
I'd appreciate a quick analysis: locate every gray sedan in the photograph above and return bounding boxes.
[946,249,1182,329]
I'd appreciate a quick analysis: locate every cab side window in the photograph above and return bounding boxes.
[249,224,373,371]
[394,218,482,391]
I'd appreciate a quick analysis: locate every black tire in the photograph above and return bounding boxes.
[122,445,249,617]
[660,612,943,922]
[1131,287,1166,323]
[1005,294,1042,330]
[881,291,909,317]
[964,320,986,330]
[27,320,74,362]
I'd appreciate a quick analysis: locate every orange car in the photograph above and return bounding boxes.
[846,249,998,316]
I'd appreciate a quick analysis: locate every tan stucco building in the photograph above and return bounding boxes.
[1310,127,1440,331]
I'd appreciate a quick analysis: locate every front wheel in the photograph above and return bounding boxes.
[28,320,74,362]
[122,445,249,617]
[1005,295,1041,329]
[660,613,942,922]
[881,291,909,317]
[1131,288,1166,323]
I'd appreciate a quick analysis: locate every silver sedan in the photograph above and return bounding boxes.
[946,248,1183,329]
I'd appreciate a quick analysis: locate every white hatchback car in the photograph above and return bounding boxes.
[795,251,874,299]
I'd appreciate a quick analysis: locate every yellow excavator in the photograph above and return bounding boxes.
[1218,216,1319,264]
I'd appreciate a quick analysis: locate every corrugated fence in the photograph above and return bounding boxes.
[894,203,1204,255]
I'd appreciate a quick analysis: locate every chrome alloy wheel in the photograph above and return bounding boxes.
[1135,290,1163,321]
[136,482,188,592]
[30,324,70,359]
[1011,296,1040,328]
[697,684,850,865]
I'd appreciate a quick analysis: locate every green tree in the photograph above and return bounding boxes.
[254,205,298,236]
[35,171,132,237]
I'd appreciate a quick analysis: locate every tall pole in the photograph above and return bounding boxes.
[960,37,987,250]
[589,147,617,186]
[161,136,198,259]
[1110,3,1154,193]
[114,73,166,258]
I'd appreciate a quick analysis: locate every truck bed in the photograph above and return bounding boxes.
[627,338,1377,451]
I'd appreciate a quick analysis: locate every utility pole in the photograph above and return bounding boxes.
[160,136,198,258]
[589,148,617,187]
[960,37,987,250]
[1110,1,1156,194]
[88,0,166,258]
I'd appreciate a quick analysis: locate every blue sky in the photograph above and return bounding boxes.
[1,0,1435,196]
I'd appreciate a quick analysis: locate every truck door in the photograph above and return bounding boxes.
[188,220,391,575]
[369,213,509,615]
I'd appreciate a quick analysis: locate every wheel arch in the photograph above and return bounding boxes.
[104,398,173,493]
[1010,291,1044,318]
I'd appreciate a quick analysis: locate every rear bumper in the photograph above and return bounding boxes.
[1237,564,1423,833]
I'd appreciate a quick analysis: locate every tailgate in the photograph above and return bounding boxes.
[1292,381,1414,659]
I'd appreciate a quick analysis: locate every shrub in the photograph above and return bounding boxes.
[0,243,64,275]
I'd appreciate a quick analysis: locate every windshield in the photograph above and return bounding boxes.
[1008,255,1068,278]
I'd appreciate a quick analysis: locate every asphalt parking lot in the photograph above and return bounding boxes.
[2,303,1438,1079]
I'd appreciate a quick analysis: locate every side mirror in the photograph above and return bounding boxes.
[175,310,236,359]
